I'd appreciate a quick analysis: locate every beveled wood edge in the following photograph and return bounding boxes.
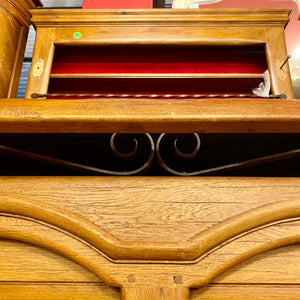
[1,98,300,133]
[0,193,299,262]
[30,8,291,27]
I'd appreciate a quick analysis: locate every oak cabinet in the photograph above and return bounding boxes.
[0,7,299,300]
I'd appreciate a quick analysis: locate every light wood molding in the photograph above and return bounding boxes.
[30,8,291,27]
[213,244,300,285]
[0,98,299,133]
[0,283,119,300]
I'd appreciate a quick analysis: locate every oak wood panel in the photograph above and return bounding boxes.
[0,98,299,133]
[0,4,25,98]
[27,27,55,95]
[213,244,300,284]
[265,26,294,97]
[1,242,299,286]
[1,218,299,298]
[0,177,299,243]
[0,283,119,300]
[191,285,300,300]
[0,177,299,300]
[30,9,291,27]
[122,287,189,300]
[0,199,299,299]
[0,240,99,282]
[0,179,299,264]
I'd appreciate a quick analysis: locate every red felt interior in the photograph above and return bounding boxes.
[51,45,267,74]
[48,77,263,95]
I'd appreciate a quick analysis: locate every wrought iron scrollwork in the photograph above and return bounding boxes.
[0,133,155,176]
[0,133,299,176]
[156,133,300,176]
[156,133,204,176]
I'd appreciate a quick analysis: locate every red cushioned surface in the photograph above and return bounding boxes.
[51,45,267,74]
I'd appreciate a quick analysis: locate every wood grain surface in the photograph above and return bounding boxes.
[0,98,300,133]
[0,177,299,243]
[0,283,119,300]
[191,285,300,300]
[0,177,299,299]
[1,241,299,284]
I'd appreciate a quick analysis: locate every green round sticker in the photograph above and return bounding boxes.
[73,32,82,39]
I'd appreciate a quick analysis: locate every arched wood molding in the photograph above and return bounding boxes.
[0,194,299,262]
[0,194,299,295]
[1,215,299,289]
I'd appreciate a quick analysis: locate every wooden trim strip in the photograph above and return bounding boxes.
[0,98,299,133]
[31,9,291,28]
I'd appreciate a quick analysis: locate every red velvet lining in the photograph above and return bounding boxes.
[48,77,263,95]
[51,45,267,74]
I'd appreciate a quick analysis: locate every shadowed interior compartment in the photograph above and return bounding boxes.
[48,77,264,95]
[51,45,267,74]
[48,44,267,96]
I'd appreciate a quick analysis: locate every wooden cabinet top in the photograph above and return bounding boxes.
[30,8,291,27]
